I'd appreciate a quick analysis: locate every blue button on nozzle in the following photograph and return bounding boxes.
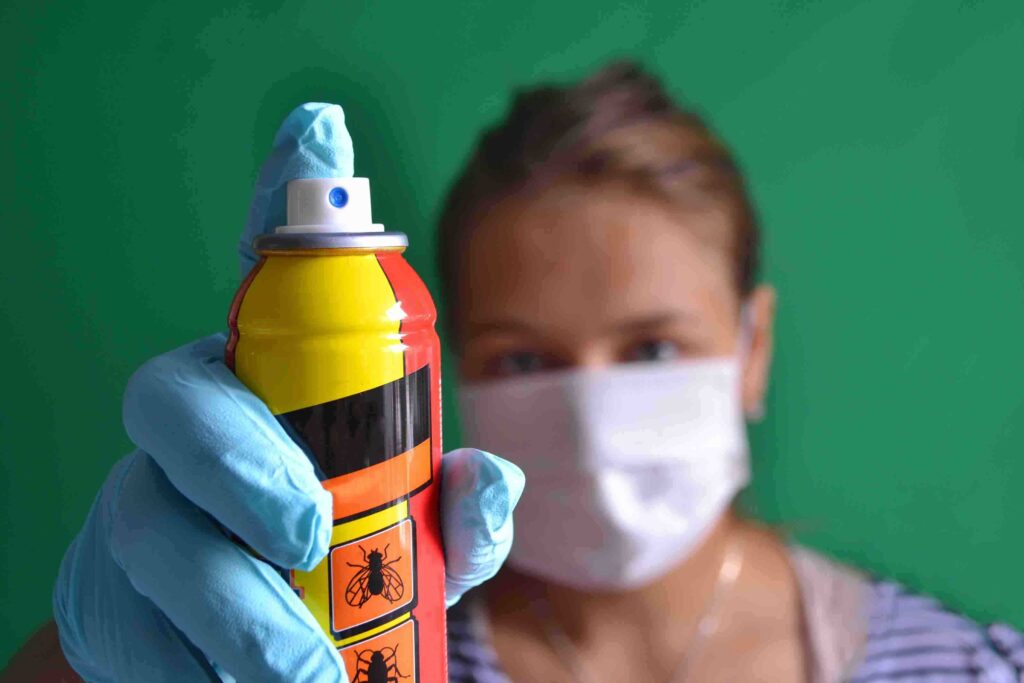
[329,187,349,208]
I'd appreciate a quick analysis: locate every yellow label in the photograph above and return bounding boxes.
[233,253,404,413]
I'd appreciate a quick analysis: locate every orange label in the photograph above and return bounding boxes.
[330,519,417,637]
[324,440,433,522]
[341,619,418,683]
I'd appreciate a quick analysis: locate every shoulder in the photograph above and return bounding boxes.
[788,545,1024,682]
[850,579,1024,682]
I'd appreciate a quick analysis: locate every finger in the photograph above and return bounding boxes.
[441,448,525,607]
[109,452,347,683]
[239,103,353,277]
[122,333,331,571]
[60,575,223,683]
[54,457,221,683]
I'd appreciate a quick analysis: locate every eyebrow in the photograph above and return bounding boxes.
[463,319,543,337]
[604,311,696,334]
[464,311,695,338]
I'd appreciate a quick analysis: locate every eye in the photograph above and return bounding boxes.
[623,338,682,363]
[487,350,552,377]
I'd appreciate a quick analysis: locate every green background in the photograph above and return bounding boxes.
[2,0,1022,666]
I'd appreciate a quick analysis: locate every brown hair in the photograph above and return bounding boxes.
[437,61,760,338]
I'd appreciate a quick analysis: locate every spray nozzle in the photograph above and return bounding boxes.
[275,177,384,234]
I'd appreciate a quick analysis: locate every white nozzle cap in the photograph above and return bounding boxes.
[275,177,385,234]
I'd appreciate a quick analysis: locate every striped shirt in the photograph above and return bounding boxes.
[448,577,1024,682]
[851,582,1024,682]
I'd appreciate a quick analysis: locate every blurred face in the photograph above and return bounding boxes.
[456,182,775,413]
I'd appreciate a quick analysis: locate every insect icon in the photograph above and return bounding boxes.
[346,543,405,607]
[351,645,409,683]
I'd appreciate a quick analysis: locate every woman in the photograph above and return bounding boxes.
[9,63,1024,683]
[436,63,1024,682]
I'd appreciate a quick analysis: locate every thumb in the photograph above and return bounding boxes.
[441,448,525,606]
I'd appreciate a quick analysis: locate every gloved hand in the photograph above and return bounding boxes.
[52,103,525,683]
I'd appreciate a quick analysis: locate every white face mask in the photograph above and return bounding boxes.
[458,357,750,591]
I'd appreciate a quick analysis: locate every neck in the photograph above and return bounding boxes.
[484,510,745,652]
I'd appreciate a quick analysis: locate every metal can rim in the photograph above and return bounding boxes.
[254,231,409,251]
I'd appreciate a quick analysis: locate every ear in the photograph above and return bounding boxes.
[741,285,777,420]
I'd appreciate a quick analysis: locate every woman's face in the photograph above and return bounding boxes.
[456,182,776,413]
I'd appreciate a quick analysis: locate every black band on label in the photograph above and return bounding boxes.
[279,364,431,479]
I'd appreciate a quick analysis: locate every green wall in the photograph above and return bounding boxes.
[2,0,1022,665]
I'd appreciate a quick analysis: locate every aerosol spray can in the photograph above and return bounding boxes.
[227,176,445,682]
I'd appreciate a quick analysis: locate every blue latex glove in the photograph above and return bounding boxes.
[52,103,525,683]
